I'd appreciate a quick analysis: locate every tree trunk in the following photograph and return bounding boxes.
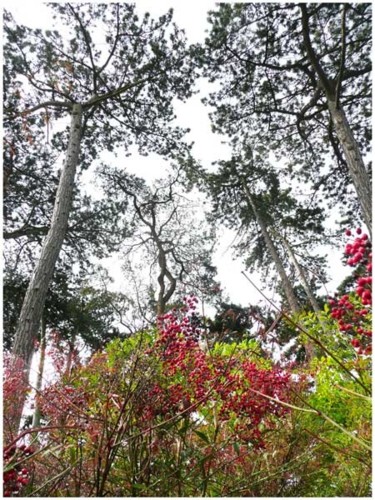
[155,232,176,316]
[300,4,372,237]
[65,334,77,377]
[242,181,300,314]
[327,101,372,236]
[276,232,321,314]
[12,104,82,429]
[156,249,176,316]
[31,316,47,429]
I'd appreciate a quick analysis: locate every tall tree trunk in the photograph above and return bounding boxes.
[276,232,321,314]
[241,181,300,313]
[326,101,372,236]
[11,103,82,430]
[300,4,372,236]
[32,316,47,429]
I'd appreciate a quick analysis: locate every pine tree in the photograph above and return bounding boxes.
[198,3,371,233]
[4,3,196,429]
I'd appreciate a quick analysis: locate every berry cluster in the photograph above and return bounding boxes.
[344,228,371,268]
[3,445,33,497]
[153,297,292,447]
[328,229,372,355]
[218,362,290,447]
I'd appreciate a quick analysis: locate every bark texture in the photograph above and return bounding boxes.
[327,101,372,236]
[300,4,372,236]
[13,104,82,371]
[31,317,47,429]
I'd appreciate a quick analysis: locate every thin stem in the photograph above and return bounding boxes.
[241,271,371,395]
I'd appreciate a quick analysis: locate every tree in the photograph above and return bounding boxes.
[198,3,372,233]
[4,3,196,413]
[98,166,221,316]
[206,144,328,315]
[4,165,128,272]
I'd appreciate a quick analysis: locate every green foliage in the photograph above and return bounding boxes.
[2,3,372,498]
[4,305,372,497]
[198,3,371,220]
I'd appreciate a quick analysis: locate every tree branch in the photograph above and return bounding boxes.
[299,4,334,96]
[335,4,348,109]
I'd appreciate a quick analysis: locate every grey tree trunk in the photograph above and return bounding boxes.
[12,104,82,429]
[156,244,177,317]
[242,181,300,314]
[276,232,321,314]
[31,317,47,429]
[300,4,372,236]
[327,101,372,236]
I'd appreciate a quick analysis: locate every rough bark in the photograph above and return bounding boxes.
[242,181,300,314]
[12,103,82,372]
[31,317,47,429]
[300,4,372,236]
[327,101,372,236]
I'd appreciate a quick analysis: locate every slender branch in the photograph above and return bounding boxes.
[335,3,348,109]
[303,427,371,467]
[291,388,372,451]
[4,425,81,453]
[334,384,372,401]
[11,100,72,117]
[4,226,48,240]
[68,3,98,94]
[241,271,371,395]
[300,4,334,96]
[246,385,371,451]
[97,4,120,76]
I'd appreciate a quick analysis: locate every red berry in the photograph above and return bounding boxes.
[356,227,362,235]
[345,229,352,236]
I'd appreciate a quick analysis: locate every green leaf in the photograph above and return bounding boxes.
[193,430,210,444]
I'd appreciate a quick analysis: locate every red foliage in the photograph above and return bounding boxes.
[328,230,372,355]
[3,444,34,497]
[153,295,292,448]
[3,356,29,441]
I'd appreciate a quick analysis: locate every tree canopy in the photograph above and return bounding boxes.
[3,3,372,497]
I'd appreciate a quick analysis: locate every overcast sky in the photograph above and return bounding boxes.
[4,1,351,313]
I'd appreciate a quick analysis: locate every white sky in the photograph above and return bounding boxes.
[4,1,352,313]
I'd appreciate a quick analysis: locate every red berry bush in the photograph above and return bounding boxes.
[328,230,372,355]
